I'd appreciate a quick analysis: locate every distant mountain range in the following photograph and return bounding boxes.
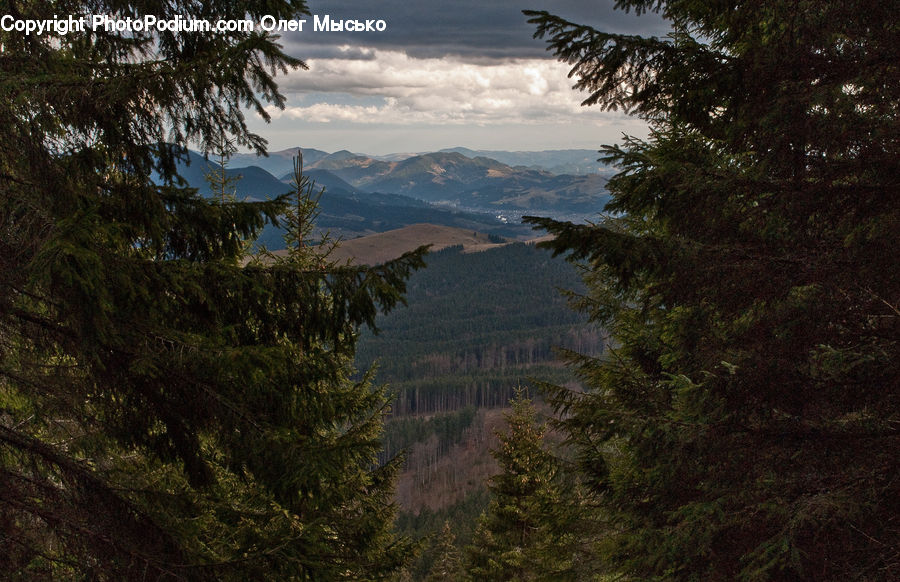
[164,146,613,249]
[437,147,614,175]
[162,150,531,247]
[299,150,610,214]
[230,147,331,177]
[230,147,614,178]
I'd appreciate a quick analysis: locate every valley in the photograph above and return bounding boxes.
[174,145,609,576]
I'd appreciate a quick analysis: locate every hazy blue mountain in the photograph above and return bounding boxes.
[439,147,616,175]
[369,151,421,162]
[163,147,611,227]
[306,151,610,213]
[228,145,616,178]
[160,150,531,249]
[229,147,331,178]
[160,150,292,199]
[297,169,366,196]
[308,152,394,183]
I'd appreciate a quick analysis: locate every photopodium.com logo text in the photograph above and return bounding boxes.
[1,14,387,36]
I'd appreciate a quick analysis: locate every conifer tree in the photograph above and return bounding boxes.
[205,133,241,205]
[0,1,423,578]
[465,390,578,581]
[424,521,464,582]
[525,1,899,580]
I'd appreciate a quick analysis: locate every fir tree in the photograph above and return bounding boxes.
[465,389,578,581]
[0,1,424,579]
[205,132,241,205]
[525,1,900,580]
[424,521,464,582]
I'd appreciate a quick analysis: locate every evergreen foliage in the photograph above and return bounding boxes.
[464,390,579,581]
[424,522,464,582]
[205,134,242,205]
[356,243,602,415]
[395,487,492,580]
[382,407,479,466]
[525,1,900,580]
[0,1,424,578]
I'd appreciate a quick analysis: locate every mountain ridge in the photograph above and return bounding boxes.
[228,146,615,180]
[160,151,534,246]
[303,150,610,214]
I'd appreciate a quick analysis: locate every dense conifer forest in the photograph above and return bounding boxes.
[2,0,897,580]
[357,243,603,415]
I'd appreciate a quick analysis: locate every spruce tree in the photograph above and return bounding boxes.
[424,521,464,582]
[525,1,899,580]
[465,390,578,581]
[0,1,423,579]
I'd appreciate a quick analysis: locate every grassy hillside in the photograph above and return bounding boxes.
[326,224,508,265]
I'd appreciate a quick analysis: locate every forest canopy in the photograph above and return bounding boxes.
[525,1,899,580]
[0,1,423,579]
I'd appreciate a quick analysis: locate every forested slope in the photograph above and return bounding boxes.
[356,242,603,415]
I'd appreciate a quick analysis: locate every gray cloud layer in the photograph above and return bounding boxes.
[289,0,669,60]
[248,1,665,153]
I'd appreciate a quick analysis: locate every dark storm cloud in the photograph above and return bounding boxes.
[254,0,659,155]
[289,0,669,60]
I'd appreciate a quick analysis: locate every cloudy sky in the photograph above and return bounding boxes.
[245,0,669,155]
